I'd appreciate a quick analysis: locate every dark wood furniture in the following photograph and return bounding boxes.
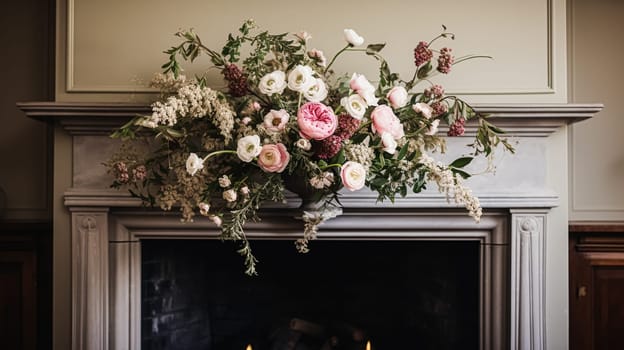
[569,222,624,350]
[0,223,51,350]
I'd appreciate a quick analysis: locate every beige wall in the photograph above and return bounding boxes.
[56,0,568,103]
[0,1,52,221]
[569,0,624,221]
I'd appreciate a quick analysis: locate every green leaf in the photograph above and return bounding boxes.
[449,156,474,168]
[397,143,409,160]
[452,168,471,179]
[417,61,432,78]
[366,43,386,55]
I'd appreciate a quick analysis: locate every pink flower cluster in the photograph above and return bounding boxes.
[414,41,433,67]
[437,48,454,74]
[425,84,445,99]
[447,117,466,136]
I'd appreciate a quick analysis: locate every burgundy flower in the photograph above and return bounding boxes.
[437,48,454,74]
[425,84,445,99]
[335,113,361,139]
[315,135,343,160]
[223,63,248,97]
[447,117,466,137]
[431,101,448,117]
[414,41,433,67]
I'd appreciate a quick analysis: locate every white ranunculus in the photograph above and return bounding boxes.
[198,202,210,216]
[413,102,433,119]
[258,70,287,96]
[343,29,364,46]
[218,175,231,188]
[295,138,312,151]
[381,132,398,154]
[340,94,368,120]
[426,119,440,135]
[287,65,315,92]
[223,189,237,202]
[303,78,328,102]
[236,135,262,162]
[185,153,204,176]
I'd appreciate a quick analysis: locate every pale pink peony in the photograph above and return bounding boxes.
[257,143,290,173]
[341,161,366,191]
[297,102,338,140]
[350,73,375,92]
[386,86,409,109]
[371,105,404,139]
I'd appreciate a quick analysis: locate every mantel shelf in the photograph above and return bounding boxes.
[18,101,603,137]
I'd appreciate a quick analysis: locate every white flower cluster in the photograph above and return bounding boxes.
[150,72,187,92]
[309,172,334,189]
[419,153,482,222]
[344,142,375,170]
[139,81,235,142]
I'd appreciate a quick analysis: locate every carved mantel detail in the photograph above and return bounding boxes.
[71,209,109,350]
[511,210,547,350]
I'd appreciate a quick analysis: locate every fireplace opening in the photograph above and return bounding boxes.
[141,239,480,350]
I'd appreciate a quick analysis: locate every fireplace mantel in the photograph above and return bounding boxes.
[20,102,602,350]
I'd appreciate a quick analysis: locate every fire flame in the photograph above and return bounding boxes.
[245,345,252,350]
[366,340,371,350]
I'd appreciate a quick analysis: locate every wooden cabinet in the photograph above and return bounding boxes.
[0,223,51,350]
[570,223,624,350]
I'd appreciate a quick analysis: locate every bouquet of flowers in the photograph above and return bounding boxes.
[108,20,514,275]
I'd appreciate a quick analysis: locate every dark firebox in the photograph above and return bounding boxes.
[141,239,479,350]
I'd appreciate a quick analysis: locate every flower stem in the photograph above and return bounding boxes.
[324,45,350,74]
[320,163,342,170]
[203,150,238,162]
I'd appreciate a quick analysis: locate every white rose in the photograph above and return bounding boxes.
[223,189,237,202]
[295,138,312,151]
[198,202,210,216]
[258,70,287,96]
[303,78,328,102]
[218,175,231,188]
[426,119,440,135]
[386,86,409,109]
[340,161,367,191]
[240,186,250,195]
[381,132,398,154]
[185,153,204,176]
[344,29,364,46]
[236,135,262,162]
[287,65,315,92]
[413,102,433,119]
[340,94,368,120]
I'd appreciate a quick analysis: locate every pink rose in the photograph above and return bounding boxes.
[297,102,338,140]
[371,105,404,139]
[257,143,290,173]
[340,161,366,191]
[386,86,408,109]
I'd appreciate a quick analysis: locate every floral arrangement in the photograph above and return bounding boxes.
[108,20,514,275]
